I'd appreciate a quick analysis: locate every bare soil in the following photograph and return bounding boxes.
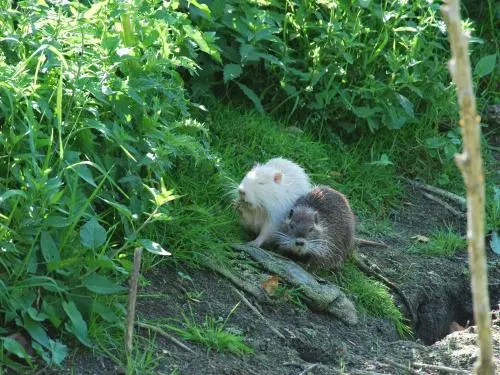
[49,186,500,374]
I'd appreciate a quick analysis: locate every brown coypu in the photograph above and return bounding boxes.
[274,185,355,271]
[273,185,416,321]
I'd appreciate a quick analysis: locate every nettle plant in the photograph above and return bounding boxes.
[0,0,210,368]
[186,0,456,132]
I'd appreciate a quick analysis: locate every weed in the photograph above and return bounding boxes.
[338,262,412,337]
[162,303,253,355]
[406,228,466,256]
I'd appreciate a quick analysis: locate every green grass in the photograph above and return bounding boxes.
[406,228,466,256]
[162,309,253,356]
[337,262,412,337]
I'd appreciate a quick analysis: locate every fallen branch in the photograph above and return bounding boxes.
[413,362,469,374]
[125,247,142,355]
[356,238,389,248]
[402,177,466,207]
[421,191,466,219]
[298,363,319,375]
[202,256,270,303]
[441,1,495,374]
[136,322,195,354]
[230,285,285,340]
[232,244,358,325]
[354,253,416,323]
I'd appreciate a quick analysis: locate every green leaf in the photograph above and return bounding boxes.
[425,136,446,149]
[40,231,60,263]
[72,164,97,187]
[62,301,92,347]
[48,339,68,366]
[183,25,221,63]
[84,1,106,19]
[223,64,243,83]
[91,301,119,323]
[138,239,171,256]
[144,178,178,207]
[239,44,261,62]
[80,218,106,249]
[437,173,450,186]
[396,94,414,118]
[474,53,497,77]
[369,153,393,166]
[46,215,69,228]
[0,190,27,204]
[490,232,500,255]
[236,83,264,113]
[189,0,211,19]
[2,337,31,361]
[83,274,127,294]
[23,315,50,348]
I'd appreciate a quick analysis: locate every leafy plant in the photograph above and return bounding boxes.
[406,228,466,256]
[0,0,210,367]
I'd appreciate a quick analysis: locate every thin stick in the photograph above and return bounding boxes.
[136,322,195,354]
[356,238,389,248]
[421,191,466,218]
[441,1,495,375]
[402,177,466,206]
[354,254,416,323]
[125,247,142,355]
[413,362,469,374]
[380,359,418,375]
[298,363,319,375]
[230,285,285,340]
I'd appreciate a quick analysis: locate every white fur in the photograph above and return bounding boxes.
[237,158,311,247]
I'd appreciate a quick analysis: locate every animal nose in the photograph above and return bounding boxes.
[295,238,305,247]
[238,187,245,198]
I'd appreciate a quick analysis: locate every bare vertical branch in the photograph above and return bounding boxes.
[441,1,495,374]
[125,247,143,355]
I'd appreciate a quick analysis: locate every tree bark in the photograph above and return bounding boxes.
[441,1,495,374]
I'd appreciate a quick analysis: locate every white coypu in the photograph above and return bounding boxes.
[234,158,312,247]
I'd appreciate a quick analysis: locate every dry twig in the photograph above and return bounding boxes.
[421,191,466,218]
[125,247,142,355]
[230,285,285,340]
[354,254,416,323]
[402,177,466,206]
[413,362,469,374]
[298,363,319,375]
[136,322,195,354]
[441,1,495,374]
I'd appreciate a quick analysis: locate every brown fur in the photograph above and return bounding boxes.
[275,185,355,270]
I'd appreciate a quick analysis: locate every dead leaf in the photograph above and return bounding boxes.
[411,235,430,243]
[329,171,342,177]
[261,275,279,296]
[449,322,465,332]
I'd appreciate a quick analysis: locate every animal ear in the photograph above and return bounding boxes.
[273,171,282,184]
[314,211,319,224]
[288,209,294,219]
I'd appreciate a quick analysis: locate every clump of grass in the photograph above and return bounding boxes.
[338,262,412,337]
[407,229,466,256]
[165,314,253,356]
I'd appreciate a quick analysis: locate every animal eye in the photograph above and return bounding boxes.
[258,182,265,185]
[289,224,294,230]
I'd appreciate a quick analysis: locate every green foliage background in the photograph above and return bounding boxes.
[0,0,497,370]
